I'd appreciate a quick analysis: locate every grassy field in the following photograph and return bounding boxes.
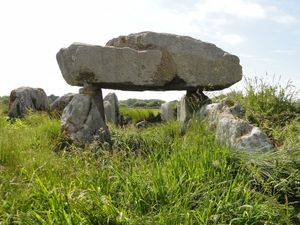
[119,107,160,123]
[1,79,300,224]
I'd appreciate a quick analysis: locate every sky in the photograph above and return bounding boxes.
[0,0,299,101]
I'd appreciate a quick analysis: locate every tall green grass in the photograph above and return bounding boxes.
[214,77,300,148]
[1,77,300,224]
[1,112,299,224]
[119,107,160,123]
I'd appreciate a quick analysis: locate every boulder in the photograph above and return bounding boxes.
[103,93,120,125]
[8,87,49,118]
[199,101,273,151]
[61,94,110,145]
[177,90,211,123]
[57,32,242,91]
[160,101,176,122]
[50,93,76,116]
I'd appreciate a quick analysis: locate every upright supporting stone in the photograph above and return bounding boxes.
[178,89,211,123]
[80,84,106,123]
[61,84,111,146]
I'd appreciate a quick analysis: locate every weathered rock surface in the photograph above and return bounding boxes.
[104,93,120,125]
[160,101,176,122]
[61,94,110,145]
[199,101,273,151]
[50,93,76,116]
[57,32,242,91]
[8,87,49,118]
[177,90,211,123]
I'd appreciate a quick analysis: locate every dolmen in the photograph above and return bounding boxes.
[56,31,242,145]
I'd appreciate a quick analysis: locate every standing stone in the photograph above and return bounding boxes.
[8,87,49,118]
[103,93,120,125]
[61,93,110,146]
[160,101,176,122]
[177,90,211,123]
[50,93,76,116]
[199,101,273,151]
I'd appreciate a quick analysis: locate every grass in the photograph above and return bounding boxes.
[213,77,300,148]
[0,77,300,224]
[119,107,160,123]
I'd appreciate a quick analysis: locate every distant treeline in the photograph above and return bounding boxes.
[119,98,165,109]
[1,95,171,111]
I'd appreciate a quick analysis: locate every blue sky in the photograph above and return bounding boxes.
[0,0,299,101]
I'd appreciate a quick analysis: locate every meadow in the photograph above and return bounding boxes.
[1,78,300,224]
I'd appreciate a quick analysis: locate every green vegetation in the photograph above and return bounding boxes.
[214,77,300,148]
[0,96,9,115]
[1,77,300,224]
[119,98,165,109]
[120,107,160,123]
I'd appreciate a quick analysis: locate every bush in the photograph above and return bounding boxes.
[0,96,9,115]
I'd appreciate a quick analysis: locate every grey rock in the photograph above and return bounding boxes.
[57,32,242,91]
[50,93,76,116]
[61,94,110,145]
[199,101,273,151]
[103,93,120,125]
[177,90,211,123]
[8,87,49,118]
[48,94,59,104]
[160,101,176,122]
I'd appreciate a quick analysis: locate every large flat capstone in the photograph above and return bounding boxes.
[57,32,242,91]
